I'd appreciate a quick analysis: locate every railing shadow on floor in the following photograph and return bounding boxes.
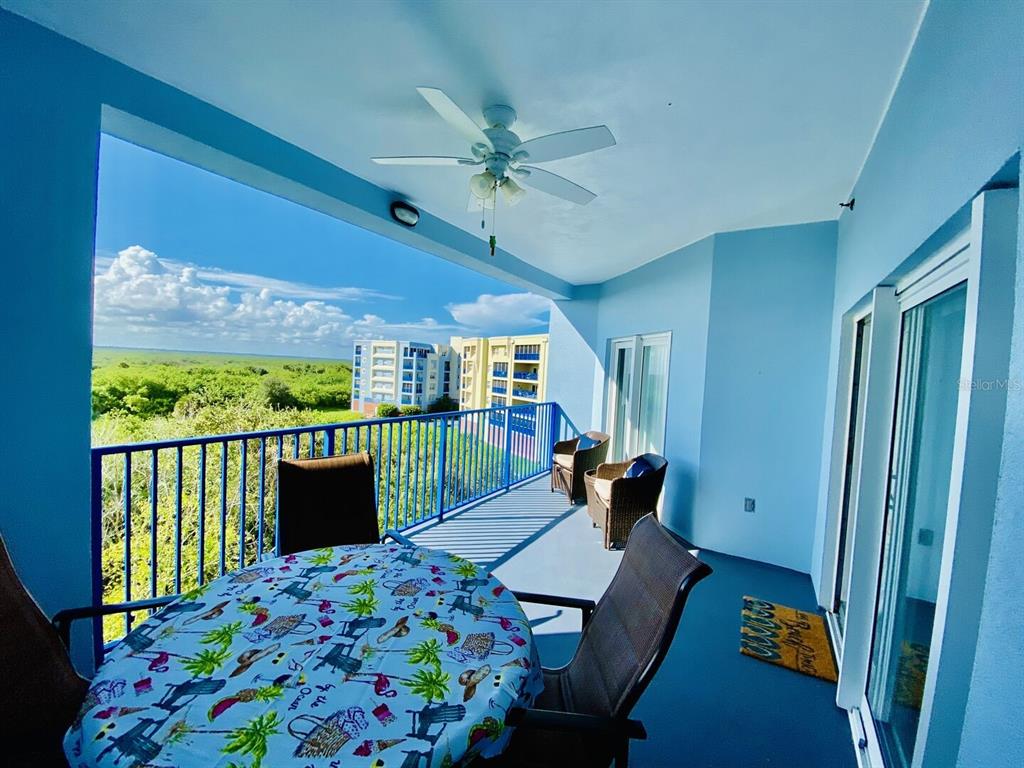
[408,477,581,569]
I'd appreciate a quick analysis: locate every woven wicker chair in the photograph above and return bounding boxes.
[277,452,381,555]
[584,454,668,549]
[489,514,712,768]
[1,534,175,767]
[550,431,610,502]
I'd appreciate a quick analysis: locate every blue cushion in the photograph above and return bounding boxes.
[576,434,599,450]
[625,456,655,478]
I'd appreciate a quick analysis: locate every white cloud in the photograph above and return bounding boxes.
[92,246,410,356]
[445,292,551,332]
[93,246,550,357]
[94,251,395,303]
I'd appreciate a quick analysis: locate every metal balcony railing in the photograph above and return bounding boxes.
[513,371,539,381]
[512,388,538,399]
[89,402,576,651]
[514,352,540,361]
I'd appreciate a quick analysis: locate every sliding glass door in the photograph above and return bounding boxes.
[867,284,967,768]
[833,315,872,636]
[606,333,671,460]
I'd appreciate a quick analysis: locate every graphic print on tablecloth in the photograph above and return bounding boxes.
[65,543,542,768]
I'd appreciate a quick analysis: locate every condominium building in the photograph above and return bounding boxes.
[351,339,458,414]
[450,334,549,411]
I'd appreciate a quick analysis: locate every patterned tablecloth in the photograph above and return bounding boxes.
[65,543,543,768]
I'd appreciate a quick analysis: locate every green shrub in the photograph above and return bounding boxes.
[426,395,459,414]
[376,402,401,418]
[260,377,297,410]
[400,405,423,416]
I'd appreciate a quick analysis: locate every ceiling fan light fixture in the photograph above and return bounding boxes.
[500,178,526,206]
[470,171,497,199]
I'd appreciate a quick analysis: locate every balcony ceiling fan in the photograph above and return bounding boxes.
[372,87,616,211]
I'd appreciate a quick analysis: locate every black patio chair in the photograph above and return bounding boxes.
[490,513,712,767]
[277,451,382,554]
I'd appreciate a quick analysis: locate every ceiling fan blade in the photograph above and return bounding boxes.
[517,166,597,205]
[516,125,615,163]
[417,87,493,149]
[372,156,479,166]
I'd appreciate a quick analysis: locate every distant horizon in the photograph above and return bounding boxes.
[93,344,352,363]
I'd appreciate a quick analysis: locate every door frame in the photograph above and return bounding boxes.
[822,189,1018,768]
[603,331,673,460]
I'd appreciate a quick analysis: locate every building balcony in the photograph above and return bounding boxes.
[512,387,538,399]
[513,371,539,381]
[514,352,541,361]
[43,390,854,768]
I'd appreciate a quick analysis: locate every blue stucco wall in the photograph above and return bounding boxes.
[593,237,714,537]
[548,224,837,574]
[695,222,836,573]
[546,292,602,433]
[0,12,101,667]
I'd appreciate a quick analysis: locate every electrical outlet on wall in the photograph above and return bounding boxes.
[744,497,756,513]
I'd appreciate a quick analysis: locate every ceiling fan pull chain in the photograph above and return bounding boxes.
[491,184,499,257]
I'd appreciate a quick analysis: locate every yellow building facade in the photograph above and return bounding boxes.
[450,333,549,410]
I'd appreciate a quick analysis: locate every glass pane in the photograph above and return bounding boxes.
[836,316,872,635]
[868,283,967,768]
[636,340,669,454]
[612,345,633,460]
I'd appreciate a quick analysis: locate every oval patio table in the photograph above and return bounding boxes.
[65,542,542,768]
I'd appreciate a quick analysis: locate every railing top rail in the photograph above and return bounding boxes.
[92,402,560,455]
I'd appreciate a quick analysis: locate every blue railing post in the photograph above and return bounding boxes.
[435,416,448,521]
[548,403,561,468]
[502,409,513,490]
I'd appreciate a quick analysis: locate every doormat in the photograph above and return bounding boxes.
[740,596,838,682]
[895,641,929,709]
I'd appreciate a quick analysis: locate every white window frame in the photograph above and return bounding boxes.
[819,189,1018,768]
[603,332,672,460]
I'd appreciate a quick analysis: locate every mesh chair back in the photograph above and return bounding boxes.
[564,514,710,718]
[0,535,88,757]
[277,452,380,555]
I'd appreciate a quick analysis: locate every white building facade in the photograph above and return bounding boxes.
[351,339,458,414]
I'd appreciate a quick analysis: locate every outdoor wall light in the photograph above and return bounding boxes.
[390,201,419,227]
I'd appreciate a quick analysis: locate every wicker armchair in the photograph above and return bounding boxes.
[551,431,610,502]
[584,454,668,549]
[488,514,712,767]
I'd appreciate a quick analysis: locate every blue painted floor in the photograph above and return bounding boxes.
[410,477,856,767]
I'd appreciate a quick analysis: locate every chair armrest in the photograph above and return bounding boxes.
[383,529,415,547]
[595,461,632,480]
[52,596,178,648]
[512,591,596,627]
[553,437,579,455]
[506,707,647,740]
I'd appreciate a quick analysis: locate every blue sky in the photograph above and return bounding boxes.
[93,135,549,358]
